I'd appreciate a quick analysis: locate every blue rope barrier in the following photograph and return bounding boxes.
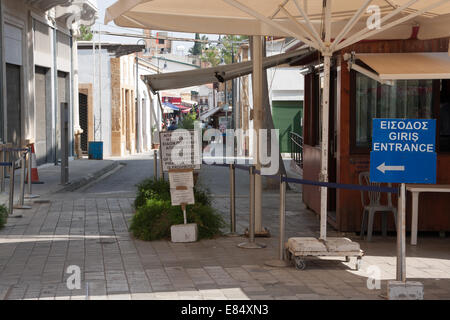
[0,162,12,167]
[1,148,28,152]
[199,160,398,194]
[283,177,398,194]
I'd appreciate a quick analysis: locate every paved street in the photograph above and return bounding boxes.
[0,153,449,300]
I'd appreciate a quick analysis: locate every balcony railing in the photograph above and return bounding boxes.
[289,132,303,168]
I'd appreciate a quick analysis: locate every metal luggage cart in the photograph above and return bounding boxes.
[285,237,364,271]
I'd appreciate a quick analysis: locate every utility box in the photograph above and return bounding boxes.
[88,141,103,160]
[171,223,198,243]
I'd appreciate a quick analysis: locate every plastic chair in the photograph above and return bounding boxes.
[359,171,397,241]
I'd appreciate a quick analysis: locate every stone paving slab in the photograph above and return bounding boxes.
[0,160,449,300]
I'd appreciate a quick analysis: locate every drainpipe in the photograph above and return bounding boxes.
[53,25,59,165]
[71,24,82,159]
[135,56,141,153]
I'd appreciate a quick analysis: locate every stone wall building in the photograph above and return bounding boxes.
[0,0,97,165]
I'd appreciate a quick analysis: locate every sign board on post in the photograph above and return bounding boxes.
[168,169,197,243]
[370,118,435,293]
[169,169,195,207]
[160,130,201,172]
[370,119,437,184]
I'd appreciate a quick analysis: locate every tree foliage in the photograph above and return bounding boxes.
[78,25,93,41]
[189,33,202,56]
[198,35,248,67]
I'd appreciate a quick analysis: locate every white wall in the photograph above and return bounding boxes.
[267,67,304,102]
[78,48,112,156]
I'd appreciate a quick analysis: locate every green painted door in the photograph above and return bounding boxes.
[272,100,303,153]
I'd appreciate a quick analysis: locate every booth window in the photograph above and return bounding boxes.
[440,79,450,152]
[353,72,433,151]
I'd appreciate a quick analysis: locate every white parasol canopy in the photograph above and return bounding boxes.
[106,0,450,261]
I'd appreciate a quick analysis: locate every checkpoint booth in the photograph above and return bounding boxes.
[298,38,450,237]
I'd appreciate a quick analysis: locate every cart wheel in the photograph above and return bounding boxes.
[345,256,350,263]
[294,257,306,270]
[356,257,362,271]
[286,249,291,261]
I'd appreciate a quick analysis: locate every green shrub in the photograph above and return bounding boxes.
[0,205,8,229]
[130,178,225,241]
[179,112,197,130]
[134,177,211,209]
[134,179,171,209]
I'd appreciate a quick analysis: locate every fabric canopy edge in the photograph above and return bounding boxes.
[142,46,313,92]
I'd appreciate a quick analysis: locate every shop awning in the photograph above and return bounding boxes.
[163,102,179,110]
[143,47,312,92]
[200,107,222,121]
[349,52,450,82]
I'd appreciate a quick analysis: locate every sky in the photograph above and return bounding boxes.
[93,0,219,55]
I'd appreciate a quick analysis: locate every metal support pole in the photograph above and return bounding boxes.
[238,166,266,249]
[14,152,31,210]
[25,147,39,199]
[182,204,187,225]
[397,183,407,282]
[265,174,290,267]
[61,102,69,185]
[159,148,164,180]
[153,150,158,179]
[226,163,239,237]
[8,161,15,215]
[319,53,332,241]
[1,147,5,193]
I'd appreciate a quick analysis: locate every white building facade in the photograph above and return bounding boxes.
[0,0,98,164]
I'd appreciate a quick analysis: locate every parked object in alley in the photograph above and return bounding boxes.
[88,141,104,160]
[359,171,397,242]
[286,237,364,271]
[26,143,43,184]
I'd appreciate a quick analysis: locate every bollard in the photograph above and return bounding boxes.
[25,147,39,199]
[14,152,31,210]
[153,150,158,179]
[226,163,239,237]
[1,146,5,193]
[8,161,15,215]
[265,174,290,267]
[238,166,266,249]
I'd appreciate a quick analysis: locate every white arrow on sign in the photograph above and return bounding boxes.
[377,162,405,174]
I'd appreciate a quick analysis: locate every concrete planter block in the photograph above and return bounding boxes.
[388,281,424,300]
[171,223,198,243]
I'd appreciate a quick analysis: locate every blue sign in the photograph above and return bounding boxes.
[370,119,436,184]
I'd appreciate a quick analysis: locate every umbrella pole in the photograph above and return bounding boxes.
[319,53,332,241]
[252,36,264,234]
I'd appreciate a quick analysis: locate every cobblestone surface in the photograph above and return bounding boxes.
[0,153,449,300]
